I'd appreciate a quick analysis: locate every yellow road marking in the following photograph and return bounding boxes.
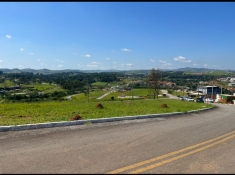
[106,130,235,174]
[130,133,235,174]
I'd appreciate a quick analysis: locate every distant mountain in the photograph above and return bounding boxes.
[0,67,234,74]
[0,68,82,74]
[173,67,235,73]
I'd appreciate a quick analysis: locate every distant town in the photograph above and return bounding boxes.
[0,67,235,104]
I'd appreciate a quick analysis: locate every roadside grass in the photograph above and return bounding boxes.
[0,99,213,126]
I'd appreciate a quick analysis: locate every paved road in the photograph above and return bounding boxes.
[1,103,235,173]
[161,89,178,99]
[96,91,113,100]
[64,93,81,100]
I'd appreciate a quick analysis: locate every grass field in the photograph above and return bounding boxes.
[0,99,213,126]
[91,82,107,86]
[0,80,17,87]
[71,88,165,102]
[205,70,232,76]
[22,83,65,93]
[171,90,185,97]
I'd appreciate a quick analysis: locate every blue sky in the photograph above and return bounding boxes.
[1,2,235,70]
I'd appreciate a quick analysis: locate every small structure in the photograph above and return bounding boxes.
[197,86,221,99]
[216,94,235,104]
[228,82,235,87]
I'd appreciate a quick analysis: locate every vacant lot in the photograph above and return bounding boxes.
[0,99,212,126]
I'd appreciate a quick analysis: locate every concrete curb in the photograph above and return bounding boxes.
[0,107,214,132]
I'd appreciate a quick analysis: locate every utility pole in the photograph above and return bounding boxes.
[4,77,6,103]
[197,83,199,97]
[211,78,214,99]
[132,83,134,100]
[182,86,184,97]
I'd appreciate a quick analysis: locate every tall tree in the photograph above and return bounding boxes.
[82,83,91,102]
[147,68,162,99]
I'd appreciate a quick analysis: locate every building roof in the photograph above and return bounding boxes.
[199,86,219,88]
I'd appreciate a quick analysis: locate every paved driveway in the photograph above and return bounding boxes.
[161,89,178,99]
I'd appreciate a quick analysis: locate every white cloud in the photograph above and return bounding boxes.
[193,63,199,66]
[150,59,155,62]
[37,59,41,62]
[41,63,44,66]
[173,56,191,63]
[55,59,64,63]
[20,48,24,51]
[6,35,11,39]
[121,48,131,52]
[164,63,172,66]
[106,58,110,60]
[111,50,115,52]
[18,65,23,68]
[87,64,98,68]
[127,63,133,67]
[91,62,99,64]
[58,65,63,68]
[0,60,3,63]
[85,54,91,58]
[159,60,172,67]
[29,52,34,55]
[204,64,208,67]
[113,62,117,64]
[159,60,166,63]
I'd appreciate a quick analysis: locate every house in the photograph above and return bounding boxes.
[197,86,221,99]
[110,85,125,92]
[228,82,235,87]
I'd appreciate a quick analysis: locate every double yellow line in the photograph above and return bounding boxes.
[106,130,235,174]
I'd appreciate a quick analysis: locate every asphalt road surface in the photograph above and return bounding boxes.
[1,103,235,174]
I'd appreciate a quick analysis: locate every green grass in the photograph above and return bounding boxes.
[91,82,107,86]
[172,91,185,97]
[22,83,65,93]
[0,99,213,126]
[72,90,109,102]
[205,70,232,76]
[0,80,17,87]
[71,89,164,102]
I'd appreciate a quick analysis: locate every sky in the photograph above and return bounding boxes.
[0,2,235,71]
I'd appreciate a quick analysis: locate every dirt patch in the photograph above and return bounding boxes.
[70,115,82,121]
[161,103,168,108]
[96,103,104,109]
